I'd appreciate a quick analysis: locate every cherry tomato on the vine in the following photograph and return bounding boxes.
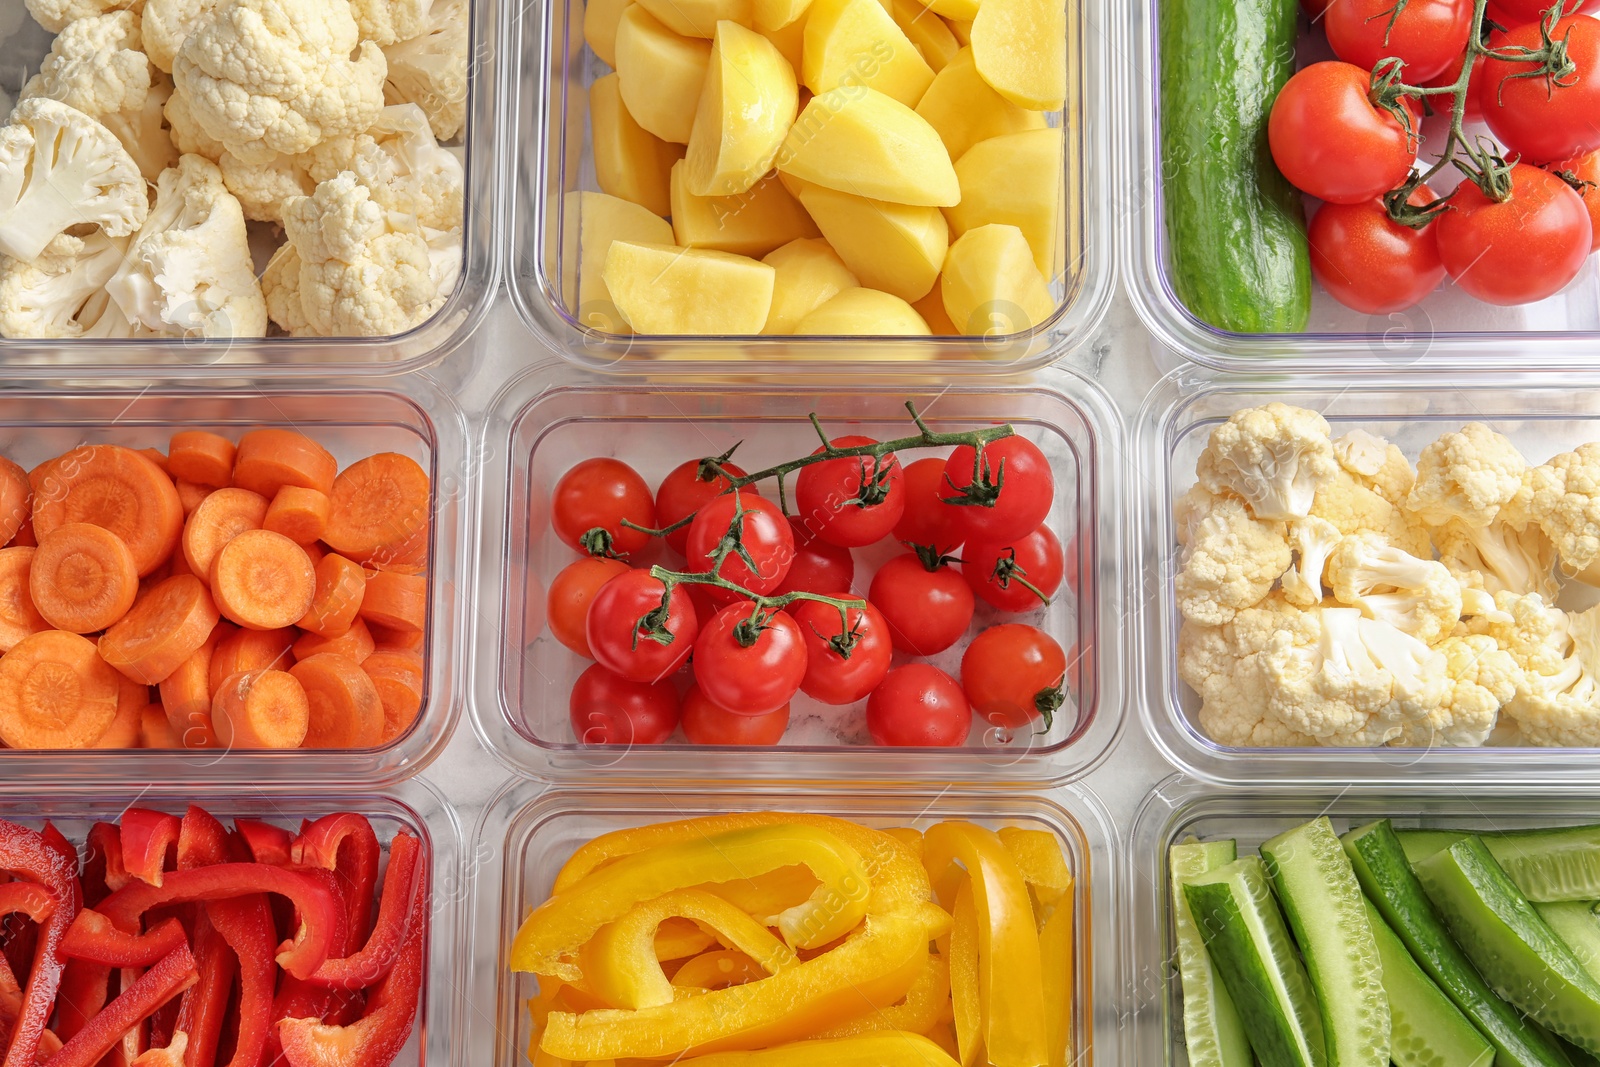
[1548,150,1600,251]
[773,517,855,597]
[868,551,975,656]
[893,456,965,553]
[654,455,748,555]
[685,491,795,602]
[1480,15,1600,164]
[793,436,906,548]
[1269,62,1419,206]
[942,435,1053,544]
[1436,164,1593,305]
[1325,0,1474,83]
[1309,187,1447,315]
[960,525,1066,613]
[569,663,679,744]
[585,569,699,683]
[693,604,809,715]
[960,624,1074,731]
[866,664,972,746]
[550,458,656,559]
[1490,0,1583,24]
[546,556,630,658]
[790,597,893,705]
[680,684,790,745]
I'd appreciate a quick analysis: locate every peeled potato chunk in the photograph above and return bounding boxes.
[971,0,1066,110]
[797,183,947,302]
[562,192,675,333]
[794,287,931,334]
[892,0,960,71]
[778,88,958,207]
[604,242,776,333]
[592,73,684,217]
[914,286,960,334]
[755,0,812,29]
[615,6,712,144]
[945,126,1063,278]
[920,0,978,25]
[917,47,1047,161]
[946,17,973,44]
[941,223,1056,335]
[762,237,859,332]
[761,16,806,68]
[636,0,751,37]
[685,21,799,197]
[803,0,934,106]
[584,0,632,66]
[671,160,818,256]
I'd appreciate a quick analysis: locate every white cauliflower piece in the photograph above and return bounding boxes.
[76,288,152,336]
[26,0,142,34]
[1407,422,1529,528]
[218,150,313,222]
[1434,511,1559,600]
[1326,532,1462,644]
[1174,485,1220,549]
[164,84,225,160]
[349,0,431,46]
[1178,596,1323,748]
[141,0,224,72]
[1502,604,1600,747]
[1333,428,1415,504]
[1528,442,1600,585]
[305,103,463,231]
[1394,633,1517,748]
[0,231,128,338]
[103,154,267,338]
[381,0,466,141]
[1311,467,1433,558]
[1195,403,1338,521]
[1174,495,1291,626]
[173,0,387,165]
[1281,516,1342,608]
[260,240,311,336]
[422,224,461,295]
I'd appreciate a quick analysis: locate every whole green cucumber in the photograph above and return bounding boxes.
[1159,0,1311,333]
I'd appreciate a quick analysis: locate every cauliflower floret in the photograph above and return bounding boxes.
[1333,428,1416,505]
[103,154,267,338]
[349,0,431,46]
[260,241,311,336]
[164,83,225,160]
[1281,516,1342,607]
[305,103,464,231]
[1326,532,1462,644]
[1393,633,1516,748]
[1179,597,1323,747]
[0,231,128,338]
[1502,604,1600,747]
[76,288,152,336]
[141,0,224,72]
[1310,468,1433,558]
[173,0,388,165]
[422,223,462,295]
[1175,495,1291,626]
[381,0,466,141]
[1407,422,1529,528]
[1434,511,1559,600]
[1195,403,1338,522]
[218,150,313,223]
[0,98,148,262]
[1468,590,1574,679]
[1174,485,1220,548]
[26,0,142,34]
[1528,442,1600,585]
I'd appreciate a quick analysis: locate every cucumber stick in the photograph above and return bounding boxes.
[1395,825,1600,901]
[1260,818,1388,1067]
[1363,899,1494,1067]
[1538,901,1600,985]
[1342,821,1576,1067]
[1171,839,1253,1067]
[1183,857,1326,1067]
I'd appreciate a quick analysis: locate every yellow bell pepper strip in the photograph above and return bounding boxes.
[514,825,870,981]
[669,950,764,991]
[581,889,797,1009]
[926,1021,960,1060]
[881,828,924,861]
[997,828,1073,920]
[810,952,951,1039]
[671,1031,961,1067]
[1038,901,1074,1067]
[922,822,1048,1067]
[947,881,982,1067]
[701,868,817,923]
[654,919,717,963]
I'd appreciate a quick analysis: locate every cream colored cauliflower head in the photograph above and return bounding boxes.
[1195,403,1337,522]
[1310,467,1433,559]
[1333,428,1415,505]
[173,0,388,165]
[1326,532,1463,645]
[0,231,128,338]
[305,102,464,231]
[218,150,313,222]
[25,0,142,34]
[1434,513,1559,600]
[1502,604,1600,747]
[1174,495,1290,626]
[1394,633,1516,748]
[1280,516,1342,608]
[164,84,225,160]
[382,0,467,141]
[1179,594,1324,747]
[349,0,431,46]
[1407,422,1529,528]
[142,0,225,72]
[1528,442,1600,585]
[260,241,311,336]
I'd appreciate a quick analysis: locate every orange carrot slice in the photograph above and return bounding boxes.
[290,653,383,749]
[209,530,315,631]
[91,682,145,749]
[263,487,329,545]
[298,554,365,638]
[137,448,169,474]
[357,570,425,634]
[167,432,235,488]
[29,523,139,634]
[292,618,373,664]
[8,515,35,548]
[322,454,430,566]
[211,669,310,750]
[0,630,119,748]
[175,481,210,516]
[99,575,221,685]
[32,445,183,577]
[139,704,181,749]
[181,488,268,579]
[157,626,222,748]
[0,547,47,653]
[0,457,31,547]
[301,541,326,569]
[231,430,336,499]
[369,624,423,653]
[362,650,423,744]
[207,626,292,692]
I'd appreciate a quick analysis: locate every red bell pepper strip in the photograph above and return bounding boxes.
[275,909,423,1067]
[291,817,380,950]
[233,825,290,871]
[0,820,81,1067]
[59,914,186,969]
[205,897,273,1067]
[120,815,181,890]
[262,871,358,1066]
[130,1031,187,1067]
[85,825,131,899]
[175,812,227,874]
[174,916,232,1067]
[304,835,420,991]
[44,943,197,1067]
[0,887,54,929]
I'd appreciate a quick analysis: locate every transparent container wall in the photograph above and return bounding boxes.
[0,0,500,376]
[1137,370,1600,784]
[1126,777,1600,1067]
[471,363,1127,783]
[501,0,1112,372]
[466,780,1118,1067]
[1118,0,1600,372]
[0,383,469,785]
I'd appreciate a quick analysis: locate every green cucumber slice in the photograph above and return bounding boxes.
[1363,899,1493,1067]
[1261,818,1388,1067]
[1414,837,1600,1057]
[1395,829,1469,865]
[1537,901,1600,986]
[1171,839,1253,1067]
[1483,826,1600,903]
[1183,856,1326,1067]
[1342,820,1575,1067]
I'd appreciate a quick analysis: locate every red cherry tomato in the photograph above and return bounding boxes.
[653,456,748,556]
[1309,187,1447,314]
[550,457,656,559]
[1325,0,1474,82]
[1480,16,1600,164]
[692,604,808,714]
[1269,63,1419,206]
[960,624,1073,730]
[545,556,630,658]
[569,663,679,744]
[685,492,795,602]
[942,435,1053,544]
[793,436,906,548]
[868,552,975,656]
[585,569,699,682]
[1548,150,1600,251]
[893,456,965,552]
[790,597,893,705]
[1436,164,1593,304]
[773,517,855,597]
[960,525,1066,613]
[680,684,790,745]
[1490,0,1583,23]
[866,664,972,746]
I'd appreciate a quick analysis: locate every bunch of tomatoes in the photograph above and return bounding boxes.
[1269,0,1599,313]
[539,430,1082,748]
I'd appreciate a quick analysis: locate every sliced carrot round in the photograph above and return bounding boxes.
[175,481,211,516]
[322,453,431,565]
[91,686,143,749]
[357,570,426,634]
[362,650,423,744]
[212,669,310,750]
[8,516,35,548]
[0,630,119,748]
[302,541,327,569]
[207,626,293,693]
[182,488,268,579]
[0,457,32,547]
[31,445,183,577]
[167,432,235,488]
[209,530,315,631]
[290,653,383,749]
[298,554,365,638]
[369,624,423,653]
[29,523,139,635]
[0,547,47,653]
[231,430,336,499]
[157,625,221,749]
[292,617,374,664]
[99,575,221,685]
[137,448,169,474]
[139,703,182,749]
[263,486,330,545]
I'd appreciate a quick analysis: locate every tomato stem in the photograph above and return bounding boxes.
[988,548,1051,605]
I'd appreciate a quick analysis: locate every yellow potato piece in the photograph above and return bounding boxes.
[917,47,1047,161]
[561,191,675,333]
[591,73,683,217]
[761,16,806,68]
[892,0,959,70]
[920,0,978,25]
[584,0,631,66]
[778,87,958,207]
[945,126,1064,278]
[671,160,819,257]
[685,21,799,197]
[755,0,812,29]
[946,16,973,43]
[761,237,859,333]
[941,223,1056,335]
[794,287,931,334]
[636,0,751,37]
[615,6,712,144]
[913,286,959,333]
[971,0,1066,110]
[797,183,947,301]
[603,242,776,333]
[803,0,934,106]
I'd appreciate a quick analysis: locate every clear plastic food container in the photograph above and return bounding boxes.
[0,381,470,785]
[1116,0,1600,372]
[498,0,1113,372]
[1125,775,1600,1067]
[468,360,1127,783]
[1136,368,1600,784]
[463,777,1119,1067]
[0,0,500,376]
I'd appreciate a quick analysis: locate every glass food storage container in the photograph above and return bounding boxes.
[468,360,1127,783]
